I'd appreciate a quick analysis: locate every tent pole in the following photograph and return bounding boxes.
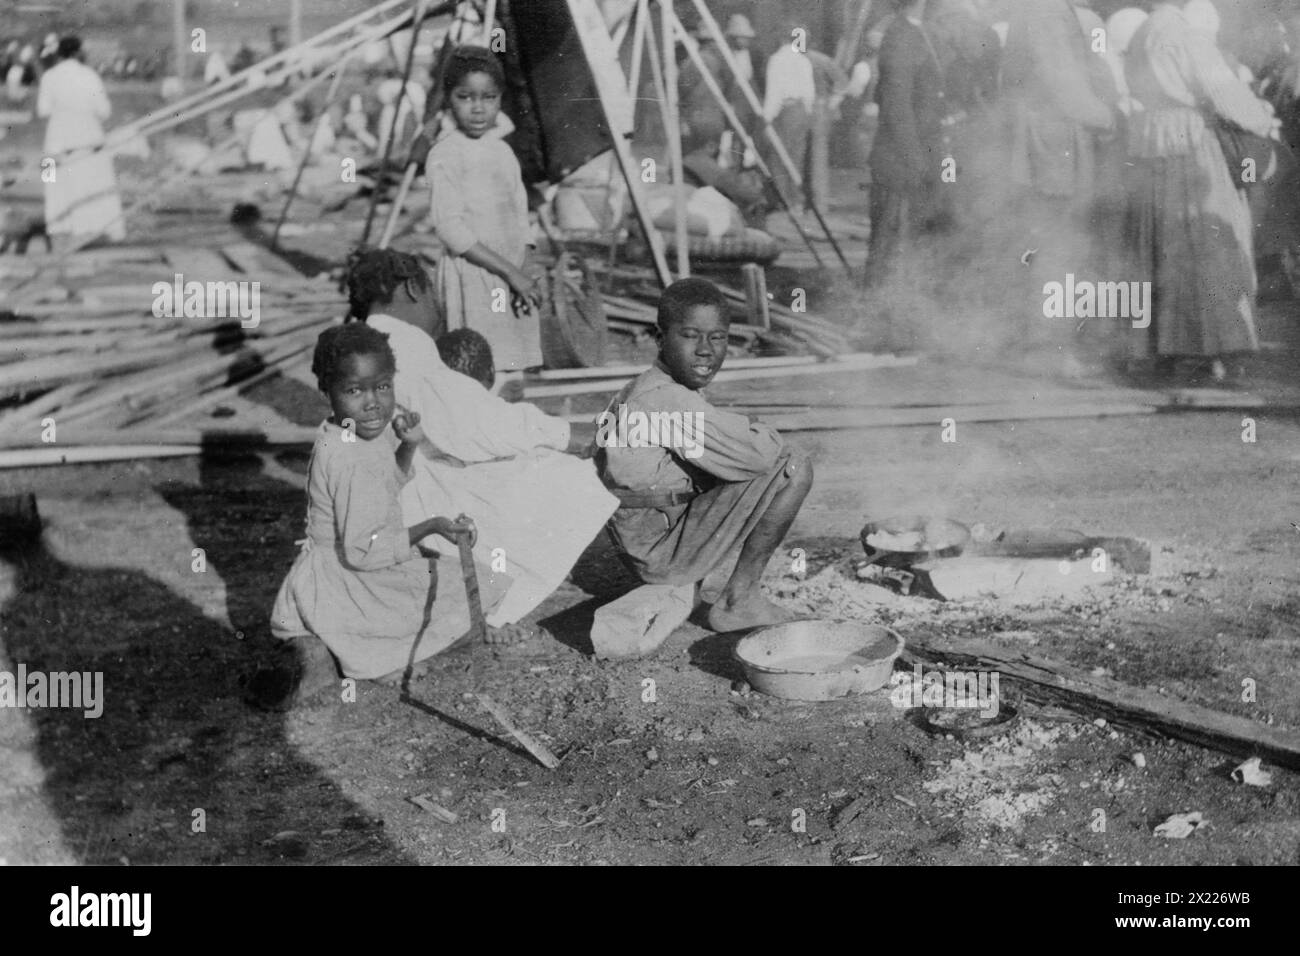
[360,0,430,249]
[273,52,357,248]
[660,0,689,278]
[565,0,672,287]
[669,10,826,270]
[606,0,650,268]
[687,0,851,272]
[377,121,426,248]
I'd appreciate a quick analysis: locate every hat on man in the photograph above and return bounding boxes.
[726,14,756,39]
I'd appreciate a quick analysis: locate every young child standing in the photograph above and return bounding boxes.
[595,278,814,632]
[425,45,541,382]
[269,323,499,687]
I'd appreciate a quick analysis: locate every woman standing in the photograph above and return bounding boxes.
[36,36,125,246]
[1124,2,1278,381]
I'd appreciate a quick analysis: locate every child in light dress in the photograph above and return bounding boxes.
[425,45,541,385]
[265,323,501,702]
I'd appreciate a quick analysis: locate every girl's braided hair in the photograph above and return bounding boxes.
[345,247,431,320]
[311,322,395,393]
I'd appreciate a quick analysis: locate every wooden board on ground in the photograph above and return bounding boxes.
[759,401,1159,432]
[901,635,1300,770]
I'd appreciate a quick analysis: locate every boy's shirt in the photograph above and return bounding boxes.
[596,360,785,495]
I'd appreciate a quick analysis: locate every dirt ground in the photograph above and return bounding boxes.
[2,401,1298,866]
[3,79,1300,867]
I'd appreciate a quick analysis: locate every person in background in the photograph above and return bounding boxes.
[38,33,58,70]
[805,47,850,215]
[1001,0,1116,372]
[678,20,731,157]
[1123,0,1279,383]
[862,0,946,292]
[724,12,763,154]
[762,18,817,212]
[37,36,125,246]
[4,44,35,103]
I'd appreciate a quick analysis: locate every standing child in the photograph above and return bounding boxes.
[425,45,541,384]
[269,323,501,690]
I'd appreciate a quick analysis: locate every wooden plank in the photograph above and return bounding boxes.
[759,401,1159,432]
[523,353,918,399]
[902,636,1300,770]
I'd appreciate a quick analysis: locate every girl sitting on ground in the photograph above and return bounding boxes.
[263,323,502,703]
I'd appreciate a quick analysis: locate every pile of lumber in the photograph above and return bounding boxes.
[590,263,851,358]
[0,243,337,457]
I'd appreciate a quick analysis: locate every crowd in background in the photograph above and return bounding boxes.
[678,0,1300,382]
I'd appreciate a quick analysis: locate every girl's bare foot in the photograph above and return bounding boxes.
[706,595,799,632]
[485,622,544,646]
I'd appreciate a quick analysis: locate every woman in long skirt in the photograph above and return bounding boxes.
[1124,2,1278,381]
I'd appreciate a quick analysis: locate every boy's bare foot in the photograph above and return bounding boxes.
[706,595,799,632]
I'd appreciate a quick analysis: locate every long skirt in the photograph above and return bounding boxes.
[1127,131,1259,359]
[44,147,124,240]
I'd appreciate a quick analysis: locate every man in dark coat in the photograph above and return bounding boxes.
[863,0,948,289]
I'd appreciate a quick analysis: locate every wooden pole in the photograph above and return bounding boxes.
[670,12,826,269]
[361,0,429,249]
[565,0,672,287]
[660,0,689,278]
[172,0,187,88]
[120,0,412,144]
[272,52,356,248]
[687,0,851,271]
[742,263,771,330]
[604,0,650,266]
[289,0,304,50]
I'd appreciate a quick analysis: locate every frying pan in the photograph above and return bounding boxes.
[859,515,971,568]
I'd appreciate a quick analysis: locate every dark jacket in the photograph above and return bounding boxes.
[1001,0,1114,198]
[869,16,946,190]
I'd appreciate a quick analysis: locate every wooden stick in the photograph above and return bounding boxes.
[758,401,1157,433]
[477,694,561,770]
[660,0,689,278]
[742,263,771,330]
[273,49,358,247]
[361,0,430,248]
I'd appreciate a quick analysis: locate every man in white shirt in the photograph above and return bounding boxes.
[762,21,816,210]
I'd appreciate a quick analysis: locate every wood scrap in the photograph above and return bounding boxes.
[759,401,1158,432]
[900,636,1300,770]
[477,694,562,770]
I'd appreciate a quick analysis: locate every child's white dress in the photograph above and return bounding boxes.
[426,127,542,372]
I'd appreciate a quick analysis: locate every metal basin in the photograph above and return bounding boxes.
[734,620,904,701]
